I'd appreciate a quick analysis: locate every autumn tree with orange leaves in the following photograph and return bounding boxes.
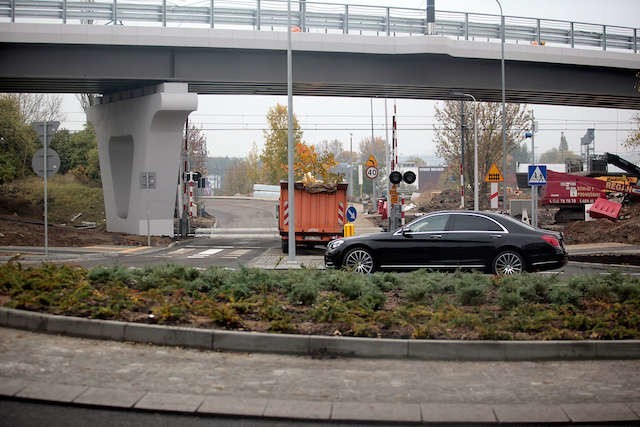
[261,103,341,184]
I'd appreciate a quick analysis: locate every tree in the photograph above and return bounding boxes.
[0,93,63,123]
[0,97,38,183]
[260,104,339,184]
[294,142,339,182]
[222,159,254,195]
[358,136,388,195]
[49,124,98,175]
[625,114,640,149]
[433,101,530,190]
[260,103,303,184]
[187,123,208,175]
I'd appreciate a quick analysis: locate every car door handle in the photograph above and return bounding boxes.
[429,234,443,239]
[491,234,502,239]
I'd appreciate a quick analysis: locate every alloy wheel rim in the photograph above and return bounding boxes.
[345,249,373,273]
[495,252,523,275]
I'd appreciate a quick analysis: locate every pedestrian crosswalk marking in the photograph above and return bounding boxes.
[187,248,223,259]
[220,249,250,259]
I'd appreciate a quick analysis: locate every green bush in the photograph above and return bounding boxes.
[288,278,320,306]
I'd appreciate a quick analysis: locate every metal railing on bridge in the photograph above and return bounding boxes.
[0,0,637,53]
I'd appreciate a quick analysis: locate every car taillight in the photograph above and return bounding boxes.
[541,235,560,248]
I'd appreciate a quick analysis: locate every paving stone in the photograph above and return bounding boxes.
[493,404,569,423]
[135,392,204,413]
[0,378,28,397]
[331,402,420,423]
[628,402,640,417]
[421,403,496,423]
[198,395,267,417]
[73,387,145,408]
[562,402,639,422]
[264,399,331,420]
[16,382,87,403]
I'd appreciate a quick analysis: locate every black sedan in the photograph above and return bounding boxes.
[325,210,568,274]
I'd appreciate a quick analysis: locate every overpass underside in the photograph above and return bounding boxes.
[0,42,639,109]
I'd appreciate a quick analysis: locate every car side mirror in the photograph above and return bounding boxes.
[402,226,412,236]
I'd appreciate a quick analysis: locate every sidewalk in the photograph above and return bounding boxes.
[1,326,639,425]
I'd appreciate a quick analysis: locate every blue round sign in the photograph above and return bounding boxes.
[346,206,357,223]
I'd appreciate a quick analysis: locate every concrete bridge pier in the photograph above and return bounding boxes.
[88,83,198,237]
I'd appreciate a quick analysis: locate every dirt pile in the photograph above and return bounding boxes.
[562,202,640,244]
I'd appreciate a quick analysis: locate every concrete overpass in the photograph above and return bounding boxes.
[1,5,639,236]
[1,23,639,109]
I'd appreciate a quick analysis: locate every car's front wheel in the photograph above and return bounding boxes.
[492,250,525,275]
[343,247,375,274]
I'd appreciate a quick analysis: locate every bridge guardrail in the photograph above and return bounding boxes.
[0,0,637,54]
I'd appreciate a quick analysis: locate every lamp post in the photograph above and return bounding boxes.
[452,92,478,211]
[495,0,506,211]
[286,0,296,263]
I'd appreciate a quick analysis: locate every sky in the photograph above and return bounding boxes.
[60,0,640,163]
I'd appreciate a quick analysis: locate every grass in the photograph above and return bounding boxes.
[2,262,640,340]
[2,175,105,224]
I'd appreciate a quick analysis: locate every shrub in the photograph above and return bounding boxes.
[454,272,491,306]
[288,278,320,306]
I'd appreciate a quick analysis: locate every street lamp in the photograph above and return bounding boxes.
[495,0,506,211]
[451,92,478,211]
[286,0,296,263]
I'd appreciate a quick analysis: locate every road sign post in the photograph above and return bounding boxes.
[528,165,547,227]
[31,121,60,259]
[484,163,504,210]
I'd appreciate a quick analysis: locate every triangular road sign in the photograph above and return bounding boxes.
[484,163,504,183]
[528,165,547,185]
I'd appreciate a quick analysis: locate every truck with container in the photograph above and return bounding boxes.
[278,181,348,253]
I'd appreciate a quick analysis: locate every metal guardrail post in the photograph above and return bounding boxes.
[634,28,638,53]
[256,0,260,31]
[603,25,607,51]
[536,18,541,45]
[386,7,390,36]
[10,0,15,23]
[62,0,67,24]
[162,0,167,26]
[343,4,348,34]
[214,0,215,28]
[464,13,468,40]
[570,21,574,48]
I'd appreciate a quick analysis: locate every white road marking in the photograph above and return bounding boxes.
[187,248,224,259]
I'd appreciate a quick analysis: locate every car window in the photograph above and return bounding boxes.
[451,214,503,232]
[410,214,450,232]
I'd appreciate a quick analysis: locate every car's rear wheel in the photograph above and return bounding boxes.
[492,250,524,275]
[343,248,375,274]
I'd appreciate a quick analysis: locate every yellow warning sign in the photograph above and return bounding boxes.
[366,155,378,169]
[484,163,504,183]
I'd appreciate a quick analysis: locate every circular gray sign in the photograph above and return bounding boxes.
[31,148,61,178]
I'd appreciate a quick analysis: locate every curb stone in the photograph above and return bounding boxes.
[1,307,639,361]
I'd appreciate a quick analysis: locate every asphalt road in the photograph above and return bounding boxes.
[2,197,640,276]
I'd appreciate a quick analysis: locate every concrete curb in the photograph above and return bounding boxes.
[1,307,639,361]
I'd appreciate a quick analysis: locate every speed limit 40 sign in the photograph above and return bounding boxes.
[366,166,378,180]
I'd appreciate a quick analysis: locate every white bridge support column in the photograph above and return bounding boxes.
[88,83,197,236]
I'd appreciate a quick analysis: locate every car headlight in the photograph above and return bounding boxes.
[327,239,344,251]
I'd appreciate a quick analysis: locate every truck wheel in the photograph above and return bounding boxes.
[343,248,375,274]
[492,250,524,275]
[281,240,288,254]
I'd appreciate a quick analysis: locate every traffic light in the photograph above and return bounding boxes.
[389,170,416,185]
